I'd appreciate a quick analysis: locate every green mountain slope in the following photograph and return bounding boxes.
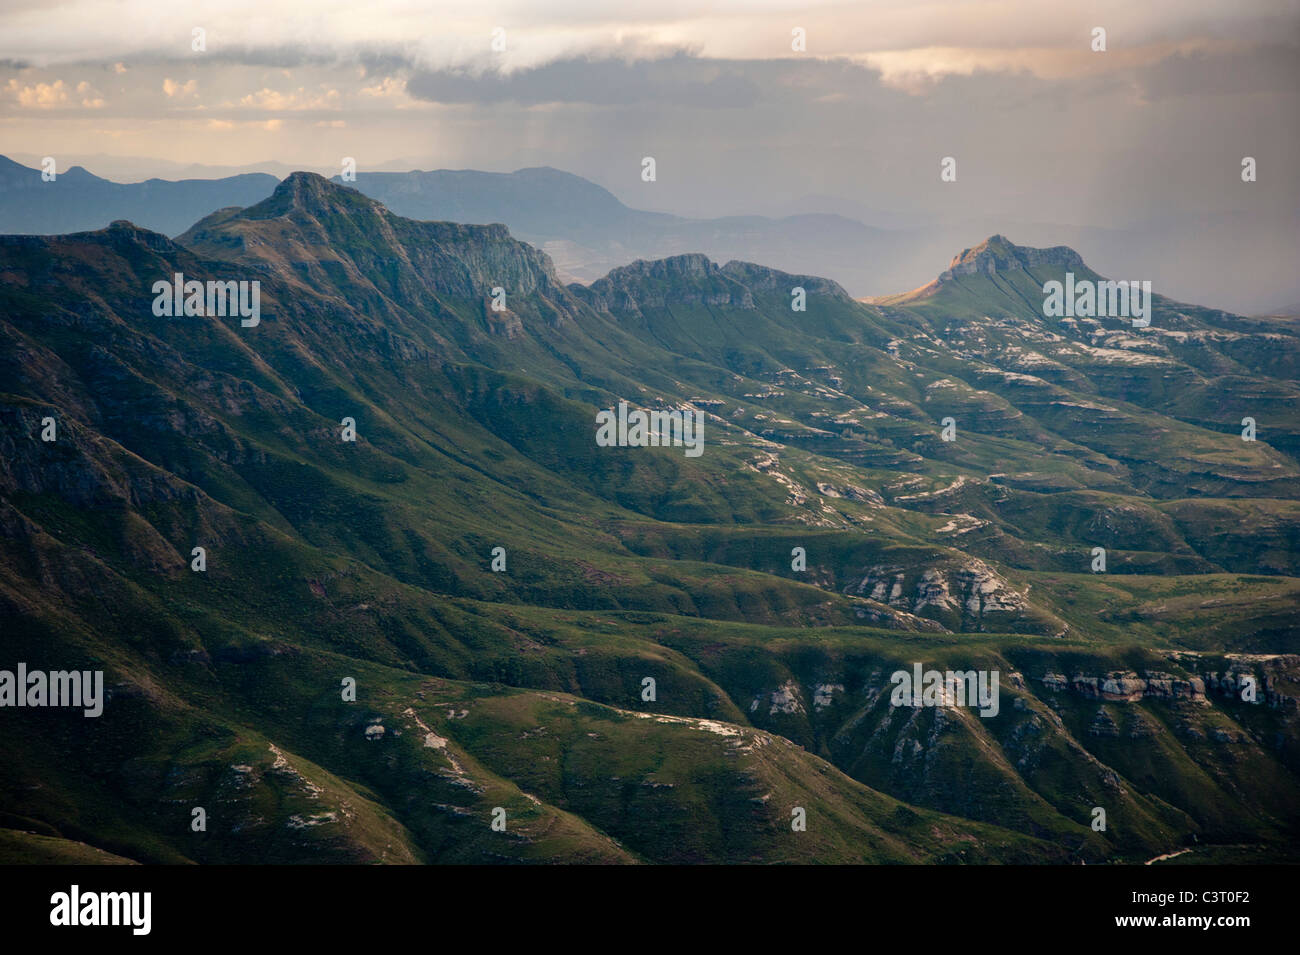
[2,177,1297,863]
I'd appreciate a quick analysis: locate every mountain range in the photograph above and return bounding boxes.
[1,171,1298,864]
[3,155,1297,315]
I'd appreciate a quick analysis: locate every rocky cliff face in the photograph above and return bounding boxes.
[729,648,1300,861]
[574,253,757,315]
[1040,670,1207,703]
[1036,658,1300,713]
[848,558,1047,633]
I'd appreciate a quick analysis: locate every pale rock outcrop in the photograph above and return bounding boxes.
[1039,670,1207,703]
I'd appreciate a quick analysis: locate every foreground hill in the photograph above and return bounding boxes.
[1,175,1297,863]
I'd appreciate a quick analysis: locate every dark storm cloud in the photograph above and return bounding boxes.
[406,52,766,107]
[1135,43,1300,99]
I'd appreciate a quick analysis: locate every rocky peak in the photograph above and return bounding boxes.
[172,170,578,329]
[876,235,1092,304]
[940,235,1085,282]
[240,170,377,222]
[281,170,348,201]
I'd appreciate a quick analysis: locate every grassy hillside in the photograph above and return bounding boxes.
[2,179,1297,863]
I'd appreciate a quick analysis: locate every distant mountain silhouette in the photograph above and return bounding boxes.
[2,152,1297,315]
[0,154,278,236]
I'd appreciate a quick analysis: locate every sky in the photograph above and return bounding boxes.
[1,1,1298,308]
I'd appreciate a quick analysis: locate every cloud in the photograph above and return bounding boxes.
[163,77,197,97]
[0,0,1293,272]
[236,86,340,110]
[360,76,406,99]
[1134,43,1300,99]
[75,79,103,107]
[6,78,69,107]
[0,0,1290,75]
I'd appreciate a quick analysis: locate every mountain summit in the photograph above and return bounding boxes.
[178,171,580,337]
[251,169,375,218]
[943,234,1085,278]
[874,234,1095,305]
